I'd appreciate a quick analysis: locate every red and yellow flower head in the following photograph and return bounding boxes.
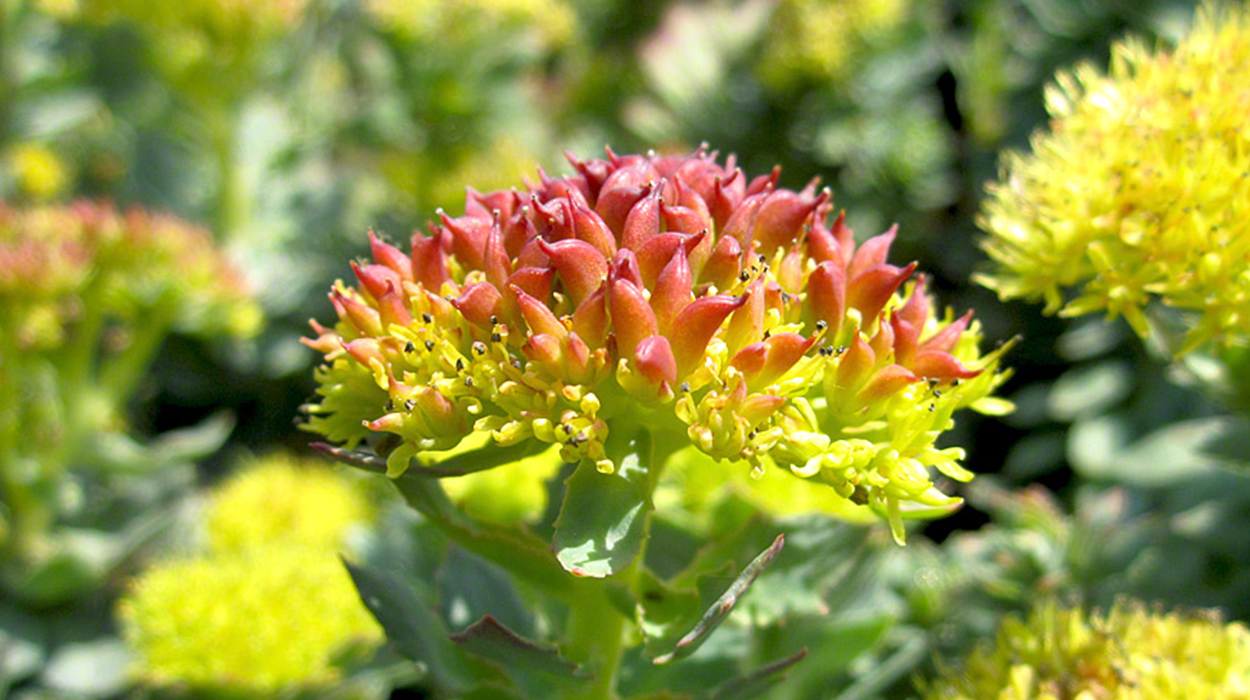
[304,147,1011,542]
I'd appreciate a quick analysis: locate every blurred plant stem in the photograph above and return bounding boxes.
[0,306,50,559]
[209,108,248,242]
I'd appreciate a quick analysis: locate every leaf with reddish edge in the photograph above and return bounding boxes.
[703,649,808,700]
[552,428,653,578]
[650,534,786,664]
[451,615,592,684]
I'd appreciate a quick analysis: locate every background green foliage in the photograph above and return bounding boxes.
[2,0,1247,698]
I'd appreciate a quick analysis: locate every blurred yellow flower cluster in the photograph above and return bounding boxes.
[0,201,260,351]
[978,6,1250,354]
[3,144,70,202]
[921,600,1250,700]
[206,454,374,553]
[758,0,908,89]
[367,0,576,49]
[119,456,380,695]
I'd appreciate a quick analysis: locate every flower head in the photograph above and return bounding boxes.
[919,600,1250,700]
[304,147,1010,542]
[0,201,260,350]
[119,545,382,694]
[206,454,373,554]
[977,5,1250,354]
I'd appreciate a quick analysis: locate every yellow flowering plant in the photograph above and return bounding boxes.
[918,600,1250,700]
[303,146,1012,699]
[0,201,260,603]
[120,455,383,696]
[977,4,1250,356]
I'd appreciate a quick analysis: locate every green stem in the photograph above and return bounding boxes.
[98,304,174,408]
[560,431,677,700]
[563,579,629,700]
[209,107,247,241]
[0,305,49,558]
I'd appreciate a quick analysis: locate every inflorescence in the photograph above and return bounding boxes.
[303,146,1012,542]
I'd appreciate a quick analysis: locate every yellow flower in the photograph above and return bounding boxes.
[919,600,1250,700]
[977,4,1250,354]
[206,455,373,553]
[119,545,382,694]
[758,0,908,89]
[4,144,70,201]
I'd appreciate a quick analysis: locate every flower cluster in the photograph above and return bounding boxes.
[977,6,1250,354]
[119,456,379,694]
[0,201,260,350]
[758,0,907,89]
[304,147,1010,542]
[367,0,575,50]
[920,600,1250,700]
[205,454,373,553]
[2,144,70,202]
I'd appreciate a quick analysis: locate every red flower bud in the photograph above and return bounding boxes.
[538,238,608,306]
[805,261,846,338]
[411,231,451,292]
[608,275,657,360]
[453,282,504,328]
[369,230,413,282]
[847,262,917,328]
[635,335,678,385]
[621,183,662,250]
[670,294,746,376]
[651,246,693,334]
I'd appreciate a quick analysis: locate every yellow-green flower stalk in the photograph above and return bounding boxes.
[206,454,373,553]
[303,147,1012,543]
[977,4,1250,354]
[119,545,382,695]
[758,0,908,89]
[919,600,1250,700]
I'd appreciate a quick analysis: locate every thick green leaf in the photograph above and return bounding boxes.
[440,548,535,636]
[703,649,808,700]
[89,411,236,472]
[552,429,653,578]
[451,616,591,683]
[343,560,470,692]
[651,535,784,664]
